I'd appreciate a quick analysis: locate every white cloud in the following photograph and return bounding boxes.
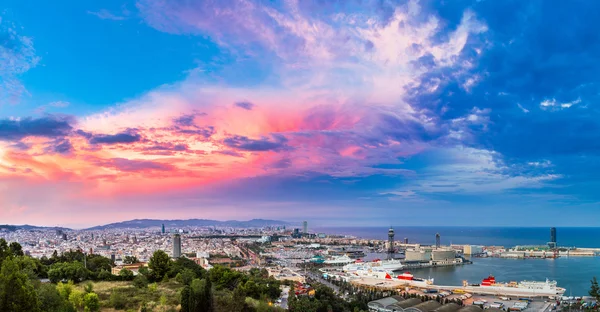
[0,18,40,103]
[540,97,581,111]
[386,146,560,196]
[87,9,127,21]
[517,103,529,113]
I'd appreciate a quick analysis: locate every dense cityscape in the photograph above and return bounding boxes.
[1,220,599,311]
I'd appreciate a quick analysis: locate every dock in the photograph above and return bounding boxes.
[347,277,562,298]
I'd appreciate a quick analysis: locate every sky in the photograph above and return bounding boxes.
[1,0,600,228]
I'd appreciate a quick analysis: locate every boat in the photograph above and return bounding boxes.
[342,258,404,272]
[395,271,435,287]
[324,255,354,265]
[351,268,391,279]
[467,275,566,296]
[309,255,325,264]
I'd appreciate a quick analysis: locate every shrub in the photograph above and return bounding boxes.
[110,290,128,310]
[133,274,149,289]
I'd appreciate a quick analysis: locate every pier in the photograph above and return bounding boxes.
[347,277,563,298]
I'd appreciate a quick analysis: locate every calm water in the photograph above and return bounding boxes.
[407,257,600,297]
[313,226,600,296]
[313,226,600,247]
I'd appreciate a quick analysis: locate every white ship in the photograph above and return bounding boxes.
[324,255,354,265]
[343,258,404,272]
[466,275,566,296]
[350,268,391,279]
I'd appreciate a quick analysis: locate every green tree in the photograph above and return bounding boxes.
[119,268,134,280]
[148,250,171,281]
[123,255,139,264]
[48,262,89,283]
[203,276,214,312]
[590,277,600,300]
[133,274,149,288]
[170,257,205,278]
[187,278,214,312]
[13,255,46,279]
[85,254,112,273]
[176,268,197,285]
[8,242,24,257]
[180,285,192,312]
[83,282,94,294]
[0,239,8,264]
[83,292,100,312]
[97,269,112,281]
[36,283,63,312]
[0,257,41,312]
[56,281,74,300]
[230,283,247,312]
[68,289,84,311]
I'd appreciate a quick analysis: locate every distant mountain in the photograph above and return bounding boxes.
[0,224,71,232]
[85,218,290,230]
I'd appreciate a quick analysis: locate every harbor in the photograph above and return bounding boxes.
[287,226,600,297]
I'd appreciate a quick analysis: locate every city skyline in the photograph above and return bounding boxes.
[2,1,600,227]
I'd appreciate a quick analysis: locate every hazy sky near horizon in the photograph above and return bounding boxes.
[1,0,600,228]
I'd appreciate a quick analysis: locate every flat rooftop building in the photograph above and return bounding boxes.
[456,306,483,312]
[367,295,404,311]
[432,303,461,312]
[405,300,442,311]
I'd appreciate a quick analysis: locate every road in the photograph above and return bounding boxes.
[305,270,341,294]
[278,286,290,310]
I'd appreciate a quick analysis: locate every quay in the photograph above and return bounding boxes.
[347,277,562,298]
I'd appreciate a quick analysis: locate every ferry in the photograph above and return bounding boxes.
[343,258,404,272]
[351,268,391,279]
[466,275,566,296]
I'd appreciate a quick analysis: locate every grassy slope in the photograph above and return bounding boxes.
[75,280,181,312]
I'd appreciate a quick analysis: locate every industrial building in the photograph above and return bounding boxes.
[405,248,457,262]
[432,303,461,312]
[463,245,484,255]
[431,249,457,262]
[404,300,442,311]
[405,248,432,262]
[367,296,493,312]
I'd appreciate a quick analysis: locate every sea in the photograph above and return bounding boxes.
[312,226,600,296]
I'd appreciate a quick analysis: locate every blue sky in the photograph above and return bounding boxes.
[1,0,600,227]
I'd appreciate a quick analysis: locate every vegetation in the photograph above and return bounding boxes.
[123,255,139,264]
[0,239,290,311]
[590,276,600,301]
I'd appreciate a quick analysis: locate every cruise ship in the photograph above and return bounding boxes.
[324,255,355,265]
[466,275,566,296]
[343,258,404,272]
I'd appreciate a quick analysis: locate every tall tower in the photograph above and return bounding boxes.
[387,227,395,260]
[550,227,557,244]
[172,234,181,258]
[303,221,308,234]
[162,224,165,234]
[435,233,441,248]
[404,237,408,244]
